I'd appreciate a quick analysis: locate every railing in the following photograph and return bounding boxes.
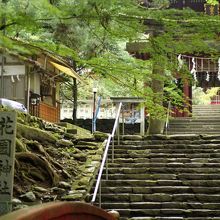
[91,102,122,207]
[92,96,102,133]
[165,100,171,135]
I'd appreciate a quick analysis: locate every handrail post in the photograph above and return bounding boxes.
[122,105,125,136]
[99,181,101,208]
[112,138,114,162]
[140,104,145,136]
[165,100,171,135]
[117,118,120,145]
[106,157,108,180]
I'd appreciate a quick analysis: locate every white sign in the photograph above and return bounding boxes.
[0,65,25,76]
[0,112,16,215]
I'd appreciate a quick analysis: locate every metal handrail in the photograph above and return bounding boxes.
[92,96,102,133]
[165,100,171,135]
[91,102,122,207]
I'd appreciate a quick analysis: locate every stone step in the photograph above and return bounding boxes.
[108,152,220,158]
[192,111,220,113]
[104,208,220,217]
[123,136,220,142]
[194,111,220,113]
[170,119,220,122]
[99,186,220,194]
[169,124,220,128]
[172,116,220,120]
[193,104,220,106]
[193,104,220,107]
[193,107,220,109]
[174,113,219,118]
[138,143,220,147]
[171,124,220,128]
[168,124,220,128]
[191,112,220,114]
[111,143,220,150]
[96,134,220,219]
[167,128,220,131]
[192,116,220,119]
[193,110,220,112]
[101,179,220,187]
[192,113,220,115]
[105,167,220,174]
[167,129,220,133]
[128,217,220,220]
[112,158,220,164]
[120,140,220,146]
[167,130,220,134]
[169,121,220,125]
[99,193,220,203]
[101,202,220,210]
[171,115,220,118]
[102,173,220,180]
[111,148,220,154]
[108,162,220,168]
[167,132,220,135]
[169,130,220,134]
[192,114,220,117]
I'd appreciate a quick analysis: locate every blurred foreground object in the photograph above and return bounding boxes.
[0,201,115,220]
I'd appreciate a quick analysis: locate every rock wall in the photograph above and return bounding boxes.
[0,108,106,211]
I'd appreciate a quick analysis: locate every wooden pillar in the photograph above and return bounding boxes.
[183,80,191,117]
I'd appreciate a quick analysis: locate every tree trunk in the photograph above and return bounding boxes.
[72,78,77,124]
[147,61,165,134]
[72,60,77,124]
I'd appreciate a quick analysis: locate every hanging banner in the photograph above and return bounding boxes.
[190,57,197,82]
[206,72,210,82]
[0,112,17,215]
[177,54,183,71]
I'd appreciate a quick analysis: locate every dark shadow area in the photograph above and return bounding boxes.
[62,119,149,135]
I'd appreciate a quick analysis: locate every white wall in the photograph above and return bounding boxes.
[0,55,26,104]
[60,100,116,120]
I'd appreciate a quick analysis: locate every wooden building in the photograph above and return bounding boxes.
[0,41,81,123]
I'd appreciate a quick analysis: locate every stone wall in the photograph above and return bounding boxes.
[62,119,149,135]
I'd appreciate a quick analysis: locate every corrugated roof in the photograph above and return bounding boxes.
[50,61,82,82]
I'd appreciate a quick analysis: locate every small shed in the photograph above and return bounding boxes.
[110,97,145,135]
[0,40,81,123]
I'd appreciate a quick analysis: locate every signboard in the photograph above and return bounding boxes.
[0,65,25,76]
[0,112,16,215]
[123,103,141,124]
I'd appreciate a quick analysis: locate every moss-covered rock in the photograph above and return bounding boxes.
[93,131,109,141]
[16,138,28,152]
[56,139,73,147]
[17,123,58,144]
[0,109,106,208]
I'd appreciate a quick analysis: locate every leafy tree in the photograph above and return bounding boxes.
[2,0,220,134]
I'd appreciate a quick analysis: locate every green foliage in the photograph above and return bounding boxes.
[193,87,220,105]
[2,0,220,121]
[206,0,219,5]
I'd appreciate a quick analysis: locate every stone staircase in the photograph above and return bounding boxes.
[168,104,220,134]
[91,134,220,219]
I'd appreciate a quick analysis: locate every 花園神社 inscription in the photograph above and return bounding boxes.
[0,112,16,216]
